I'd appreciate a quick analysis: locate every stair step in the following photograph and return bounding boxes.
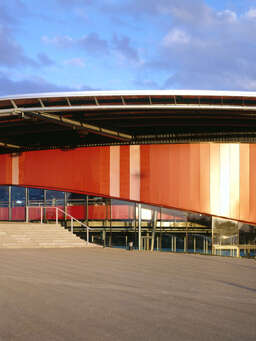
[0,222,97,249]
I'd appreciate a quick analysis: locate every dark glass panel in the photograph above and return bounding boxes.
[28,188,44,203]
[0,186,9,204]
[11,186,25,207]
[212,217,238,246]
[46,190,64,205]
[239,223,256,245]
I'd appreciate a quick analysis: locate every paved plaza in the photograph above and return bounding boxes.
[0,248,255,341]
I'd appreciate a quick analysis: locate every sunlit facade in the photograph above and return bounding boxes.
[1,90,256,257]
[0,185,255,257]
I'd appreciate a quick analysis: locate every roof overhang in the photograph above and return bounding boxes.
[0,90,256,153]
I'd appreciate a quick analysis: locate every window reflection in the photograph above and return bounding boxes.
[0,185,255,257]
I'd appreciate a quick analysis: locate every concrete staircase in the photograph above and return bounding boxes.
[0,222,97,249]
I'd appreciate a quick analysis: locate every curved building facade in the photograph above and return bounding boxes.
[0,90,256,256]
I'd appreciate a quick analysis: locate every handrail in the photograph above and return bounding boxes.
[26,205,91,246]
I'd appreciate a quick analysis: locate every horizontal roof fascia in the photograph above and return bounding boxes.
[1,89,256,101]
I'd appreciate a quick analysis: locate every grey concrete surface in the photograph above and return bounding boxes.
[0,248,255,341]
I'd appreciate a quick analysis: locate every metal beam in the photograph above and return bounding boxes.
[0,141,21,149]
[1,104,256,115]
[25,112,133,141]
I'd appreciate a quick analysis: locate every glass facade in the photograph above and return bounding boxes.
[212,217,256,257]
[0,185,255,257]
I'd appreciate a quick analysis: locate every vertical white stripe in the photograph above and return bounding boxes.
[109,146,120,197]
[12,155,19,185]
[210,144,220,215]
[130,145,140,201]
[219,144,230,217]
[229,144,240,219]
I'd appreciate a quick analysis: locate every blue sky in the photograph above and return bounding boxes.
[0,0,256,95]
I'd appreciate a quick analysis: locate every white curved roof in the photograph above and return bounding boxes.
[1,89,256,100]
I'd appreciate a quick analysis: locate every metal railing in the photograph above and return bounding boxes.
[25,206,91,245]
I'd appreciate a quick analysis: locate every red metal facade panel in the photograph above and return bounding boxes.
[1,143,256,224]
[0,207,8,220]
[119,146,130,199]
[0,154,12,184]
[140,145,150,202]
[140,144,201,213]
[19,147,110,196]
[11,207,25,221]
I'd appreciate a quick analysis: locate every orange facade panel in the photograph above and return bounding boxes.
[119,146,130,199]
[0,154,12,185]
[1,143,256,224]
[19,147,110,196]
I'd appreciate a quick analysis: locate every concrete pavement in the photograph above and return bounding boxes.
[0,248,255,341]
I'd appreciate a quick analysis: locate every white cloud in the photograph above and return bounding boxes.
[245,8,256,19]
[64,57,85,67]
[217,10,237,23]
[162,29,190,46]
[42,35,73,47]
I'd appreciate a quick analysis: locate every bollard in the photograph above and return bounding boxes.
[128,241,133,251]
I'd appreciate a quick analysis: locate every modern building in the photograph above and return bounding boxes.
[0,90,256,256]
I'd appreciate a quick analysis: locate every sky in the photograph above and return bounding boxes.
[0,0,256,96]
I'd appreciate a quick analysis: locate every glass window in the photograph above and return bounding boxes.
[0,186,9,206]
[29,188,44,204]
[239,223,256,245]
[212,217,238,246]
[66,192,86,206]
[11,186,25,207]
[46,190,64,206]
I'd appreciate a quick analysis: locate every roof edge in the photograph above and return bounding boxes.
[1,89,256,101]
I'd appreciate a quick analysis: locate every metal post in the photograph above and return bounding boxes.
[64,192,67,221]
[87,226,89,246]
[40,206,43,224]
[26,206,29,223]
[25,187,28,222]
[86,195,89,225]
[43,189,47,222]
[194,237,196,253]
[159,207,162,251]
[56,207,58,225]
[71,217,73,234]
[134,202,137,248]
[138,203,142,251]
[151,209,157,251]
[8,185,12,221]
[109,199,112,247]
